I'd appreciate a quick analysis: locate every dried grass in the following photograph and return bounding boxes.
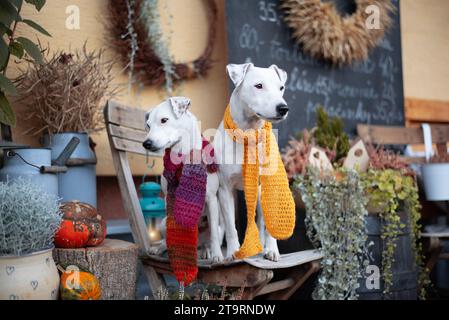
[281,0,395,65]
[16,44,117,136]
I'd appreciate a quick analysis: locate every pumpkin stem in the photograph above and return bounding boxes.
[57,264,66,273]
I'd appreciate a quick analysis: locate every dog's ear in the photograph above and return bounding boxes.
[168,96,191,119]
[270,65,288,86]
[144,110,152,130]
[226,63,253,88]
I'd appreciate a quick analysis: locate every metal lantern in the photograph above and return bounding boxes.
[139,181,166,244]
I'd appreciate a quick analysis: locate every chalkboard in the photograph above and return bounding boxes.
[226,0,405,147]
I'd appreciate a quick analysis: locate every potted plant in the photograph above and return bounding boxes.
[361,146,429,299]
[295,167,370,300]
[286,108,428,300]
[282,106,350,207]
[0,177,62,300]
[0,0,51,140]
[15,44,116,207]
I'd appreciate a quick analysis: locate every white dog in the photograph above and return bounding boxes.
[214,63,289,262]
[142,97,225,262]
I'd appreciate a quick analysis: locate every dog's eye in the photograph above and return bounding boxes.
[160,118,168,124]
[280,86,285,91]
[254,83,263,89]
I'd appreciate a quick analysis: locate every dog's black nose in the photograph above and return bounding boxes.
[276,104,289,116]
[143,140,153,150]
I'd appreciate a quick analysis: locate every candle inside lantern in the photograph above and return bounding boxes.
[148,217,162,243]
[139,181,166,245]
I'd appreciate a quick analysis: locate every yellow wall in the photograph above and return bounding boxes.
[10,0,229,176]
[401,0,449,101]
[9,0,449,175]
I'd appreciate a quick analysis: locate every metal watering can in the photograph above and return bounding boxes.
[0,138,80,198]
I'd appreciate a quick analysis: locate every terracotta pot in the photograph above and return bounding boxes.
[0,247,60,300]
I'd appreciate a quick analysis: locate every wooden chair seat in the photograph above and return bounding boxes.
[104,100,322,300]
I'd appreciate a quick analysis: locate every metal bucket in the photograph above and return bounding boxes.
[421,163,449,201]
[0,148,58,197]
[43,133,97,207]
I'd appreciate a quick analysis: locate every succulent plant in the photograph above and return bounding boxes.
[0,177,62,256]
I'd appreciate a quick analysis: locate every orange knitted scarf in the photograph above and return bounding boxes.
[223,105,296,259]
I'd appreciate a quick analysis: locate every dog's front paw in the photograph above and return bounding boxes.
[200,245,212,260]
[210,248,224,264]
[264,237,280,262]
[225,237,240,260]
[264,249,280,262]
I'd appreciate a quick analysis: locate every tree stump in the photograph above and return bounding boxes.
[53,239,139,300]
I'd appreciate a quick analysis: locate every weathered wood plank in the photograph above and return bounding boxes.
[106,100,147,131]
[104,102,153,255]
[109,124,147,142]
[357,124,449,145]
[405,98,449,123]
[112,136,161,157]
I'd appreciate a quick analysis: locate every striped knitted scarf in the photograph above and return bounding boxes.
[223,105,296,259]
[163,138,217,285]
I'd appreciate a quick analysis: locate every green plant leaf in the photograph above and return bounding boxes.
[22,19,51,37]
[0,37,8,71]
[0,73,17,95]
[0,91,16,126]
[25,0,46,11]
[9,41,23,59]
[16,36,42,64]
[0,1,21,26]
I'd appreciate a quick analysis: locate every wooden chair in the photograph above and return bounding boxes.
[104,100,322,300]
[357,124,449,272]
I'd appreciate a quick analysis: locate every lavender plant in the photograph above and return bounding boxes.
[0,178,62,256]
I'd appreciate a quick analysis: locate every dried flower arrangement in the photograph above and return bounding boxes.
[282,106,350,180]
[367,144,415,176]
[285,106,428,299]
[15,44,116,136]
[282,128,312,180]
[108,0,217,93]
[281,0,395,65]
[0,178,62,256]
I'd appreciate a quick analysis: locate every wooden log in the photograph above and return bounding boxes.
[53,239,139,300]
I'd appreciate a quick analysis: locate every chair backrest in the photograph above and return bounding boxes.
[104,100,161,255]
[357,124,449,163]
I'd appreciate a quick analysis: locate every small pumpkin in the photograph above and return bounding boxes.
[54,201,107,248]
[60,266,102,300]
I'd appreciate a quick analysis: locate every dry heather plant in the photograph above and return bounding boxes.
[16,44,117,135]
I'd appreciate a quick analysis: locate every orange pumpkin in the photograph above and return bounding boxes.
[54,201,107,248]
[60,268,102,300]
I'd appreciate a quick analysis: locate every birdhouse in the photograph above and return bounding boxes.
[139,181,166,243]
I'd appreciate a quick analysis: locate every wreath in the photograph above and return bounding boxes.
[281,0,395,65]
[109,0,217,92]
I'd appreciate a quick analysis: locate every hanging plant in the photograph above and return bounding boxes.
[295,168,370,300]
[281,0,395,65]
[108,0,217,93]
[361,168,429,298]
